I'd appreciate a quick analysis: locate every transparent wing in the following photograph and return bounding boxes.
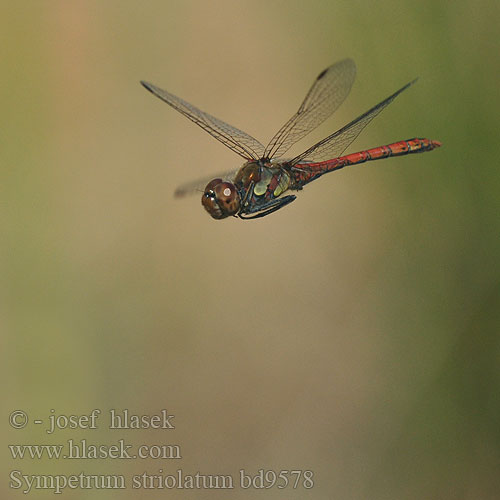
[174,168,240,198]
[141,81,265,160]
[290,79,417,166]
[263,59,357,160]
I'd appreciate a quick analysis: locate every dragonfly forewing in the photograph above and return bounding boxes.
[141,81,265,160]
[263,58,356,160]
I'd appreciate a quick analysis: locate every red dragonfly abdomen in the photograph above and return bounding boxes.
[292,137,441,188]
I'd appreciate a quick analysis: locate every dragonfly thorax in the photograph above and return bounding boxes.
[201,178,241,219]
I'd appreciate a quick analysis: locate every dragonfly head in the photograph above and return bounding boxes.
[202,179,241,219]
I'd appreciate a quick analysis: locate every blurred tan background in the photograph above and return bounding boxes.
[2,1,499,499]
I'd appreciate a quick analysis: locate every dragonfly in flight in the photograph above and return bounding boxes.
[141,59,441,220]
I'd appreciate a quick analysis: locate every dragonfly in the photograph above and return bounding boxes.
[141,59,441,220]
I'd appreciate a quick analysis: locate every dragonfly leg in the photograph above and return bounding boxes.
[238,195,297,219]
[240,181,254,210]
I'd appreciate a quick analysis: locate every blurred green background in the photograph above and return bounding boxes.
[2,1,499,499]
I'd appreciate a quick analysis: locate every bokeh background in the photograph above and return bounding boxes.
[2,1,499,499]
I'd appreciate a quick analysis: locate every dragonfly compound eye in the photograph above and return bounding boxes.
[201,180,240,219]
